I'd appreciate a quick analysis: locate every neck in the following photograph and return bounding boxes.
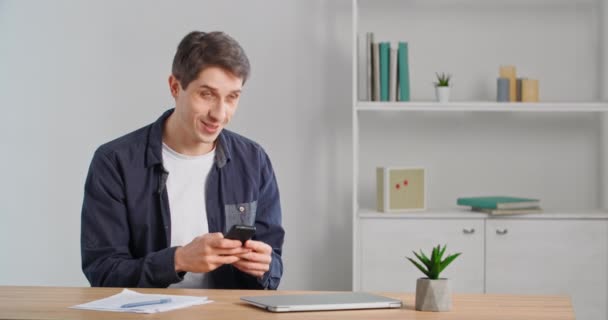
[163,113,215,156]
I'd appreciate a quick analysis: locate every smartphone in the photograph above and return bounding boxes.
[224,224,256,244]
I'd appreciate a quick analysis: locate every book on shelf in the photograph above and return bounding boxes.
[366,32,373,101]
[398,42,410,101]
[389,47,398,101]
[372,42,380,101]
[471,207,543,215]
[379,42,390,101]
[357,33,368,101]
[358,33,411,102]
[457,196,540,209]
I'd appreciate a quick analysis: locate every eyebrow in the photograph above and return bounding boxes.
[199,85,241,94]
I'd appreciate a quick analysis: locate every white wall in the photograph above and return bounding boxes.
[0,0,353,290]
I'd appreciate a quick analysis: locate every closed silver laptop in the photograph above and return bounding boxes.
[240,292,402,312]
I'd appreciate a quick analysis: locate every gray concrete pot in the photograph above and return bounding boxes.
[415,278,452,312]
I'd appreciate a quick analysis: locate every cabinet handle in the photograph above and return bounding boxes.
[496,229,508,235]
[462,228,475,234]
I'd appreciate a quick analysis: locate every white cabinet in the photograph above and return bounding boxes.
[356,213,608,320]
[359,216,484,293]
[486,218,608,320]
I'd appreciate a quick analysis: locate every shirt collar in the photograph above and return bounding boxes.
[145,108,231,168]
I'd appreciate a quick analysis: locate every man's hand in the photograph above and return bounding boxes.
[174,233,250,273]
[232,240,272,278]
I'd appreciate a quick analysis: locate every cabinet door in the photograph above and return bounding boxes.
[486,219,608,320]
[359,218,484,293]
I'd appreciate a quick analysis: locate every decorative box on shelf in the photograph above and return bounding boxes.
[376,167,426,212]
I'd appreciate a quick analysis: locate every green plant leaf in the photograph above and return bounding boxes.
[438,252,462,275]
[407,257,431,278]
[413,251,431,270]
[410,245,460,279]
[428,245,441,279]
[439,244,447,260]
[429,262,440,279]
[434,72,451,87]
[420,250,431,265]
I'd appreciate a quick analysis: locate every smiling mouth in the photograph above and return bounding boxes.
[200,120,219,134]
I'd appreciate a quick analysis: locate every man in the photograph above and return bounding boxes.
[81,31,284,289]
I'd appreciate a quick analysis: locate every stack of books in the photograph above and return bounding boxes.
[357,32,410,102]
[457,196,542,215]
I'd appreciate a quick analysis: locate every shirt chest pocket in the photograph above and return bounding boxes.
[224,201,257,233]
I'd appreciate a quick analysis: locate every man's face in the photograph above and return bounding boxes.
[169,66,243,148]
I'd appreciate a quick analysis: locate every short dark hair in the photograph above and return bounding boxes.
[172,31,250,89]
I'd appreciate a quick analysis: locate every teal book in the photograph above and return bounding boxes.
[471,207,543,215]
[398,42,410,101]
[379,42,390,101]
[457,196,540,209]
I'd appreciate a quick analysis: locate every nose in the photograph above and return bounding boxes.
[208,98,227,123]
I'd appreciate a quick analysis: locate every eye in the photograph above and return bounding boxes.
[200,91,212,98]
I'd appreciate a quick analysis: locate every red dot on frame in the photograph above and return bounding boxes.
[395,184,400,189]
[404,180,409,186]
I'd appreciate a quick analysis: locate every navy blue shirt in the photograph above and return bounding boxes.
[81,109,284,289]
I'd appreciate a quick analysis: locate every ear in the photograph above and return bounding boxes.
[168,75,181,98]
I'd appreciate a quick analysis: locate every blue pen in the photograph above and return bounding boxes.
[120,298,172,308]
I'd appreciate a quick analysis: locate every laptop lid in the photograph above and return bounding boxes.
[240,292,402,313]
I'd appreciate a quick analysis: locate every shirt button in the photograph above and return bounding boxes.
[239,206,245,213]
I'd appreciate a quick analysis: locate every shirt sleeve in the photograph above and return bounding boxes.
[234,147,285,289]
[80,149,183,287]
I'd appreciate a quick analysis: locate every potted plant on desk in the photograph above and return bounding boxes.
[406,244,461,312]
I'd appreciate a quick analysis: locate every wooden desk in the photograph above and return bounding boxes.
[0,286,574,319]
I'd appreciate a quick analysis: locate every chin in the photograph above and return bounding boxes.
[197,132,220,144]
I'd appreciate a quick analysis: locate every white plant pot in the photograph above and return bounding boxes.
[415,278,452,312]
[435,86,451,103]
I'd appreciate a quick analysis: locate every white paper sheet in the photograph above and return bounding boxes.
[70,289,211,313]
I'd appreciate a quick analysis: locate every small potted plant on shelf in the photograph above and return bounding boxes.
[434,72,452,103]
[406,244,461,312]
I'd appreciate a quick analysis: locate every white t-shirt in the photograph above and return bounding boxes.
[162,143,215,288]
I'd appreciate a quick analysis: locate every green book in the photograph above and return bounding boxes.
[457,196,540,210]
[471,207,543,215]
[398,42,410,101]
[379,42,390,101]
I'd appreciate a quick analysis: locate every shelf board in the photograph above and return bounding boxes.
[356,101,608,112]
[358,208,608,219]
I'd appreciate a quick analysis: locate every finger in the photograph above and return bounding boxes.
[232,260,270,272]
[205,232,224,240]
[215,247,251,256]
[204,233,226,246]
[237,252,271,264]
[232,261,266,276]
[233,264,266,278]
[233,265,265,278]
[210,255,240,265]
[244,240,272,254]
[212,238,244,249]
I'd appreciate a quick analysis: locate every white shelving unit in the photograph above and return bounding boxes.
[352,1,608,319]
[357,101,608,112]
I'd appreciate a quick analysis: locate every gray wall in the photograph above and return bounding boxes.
[0,0,353,290]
